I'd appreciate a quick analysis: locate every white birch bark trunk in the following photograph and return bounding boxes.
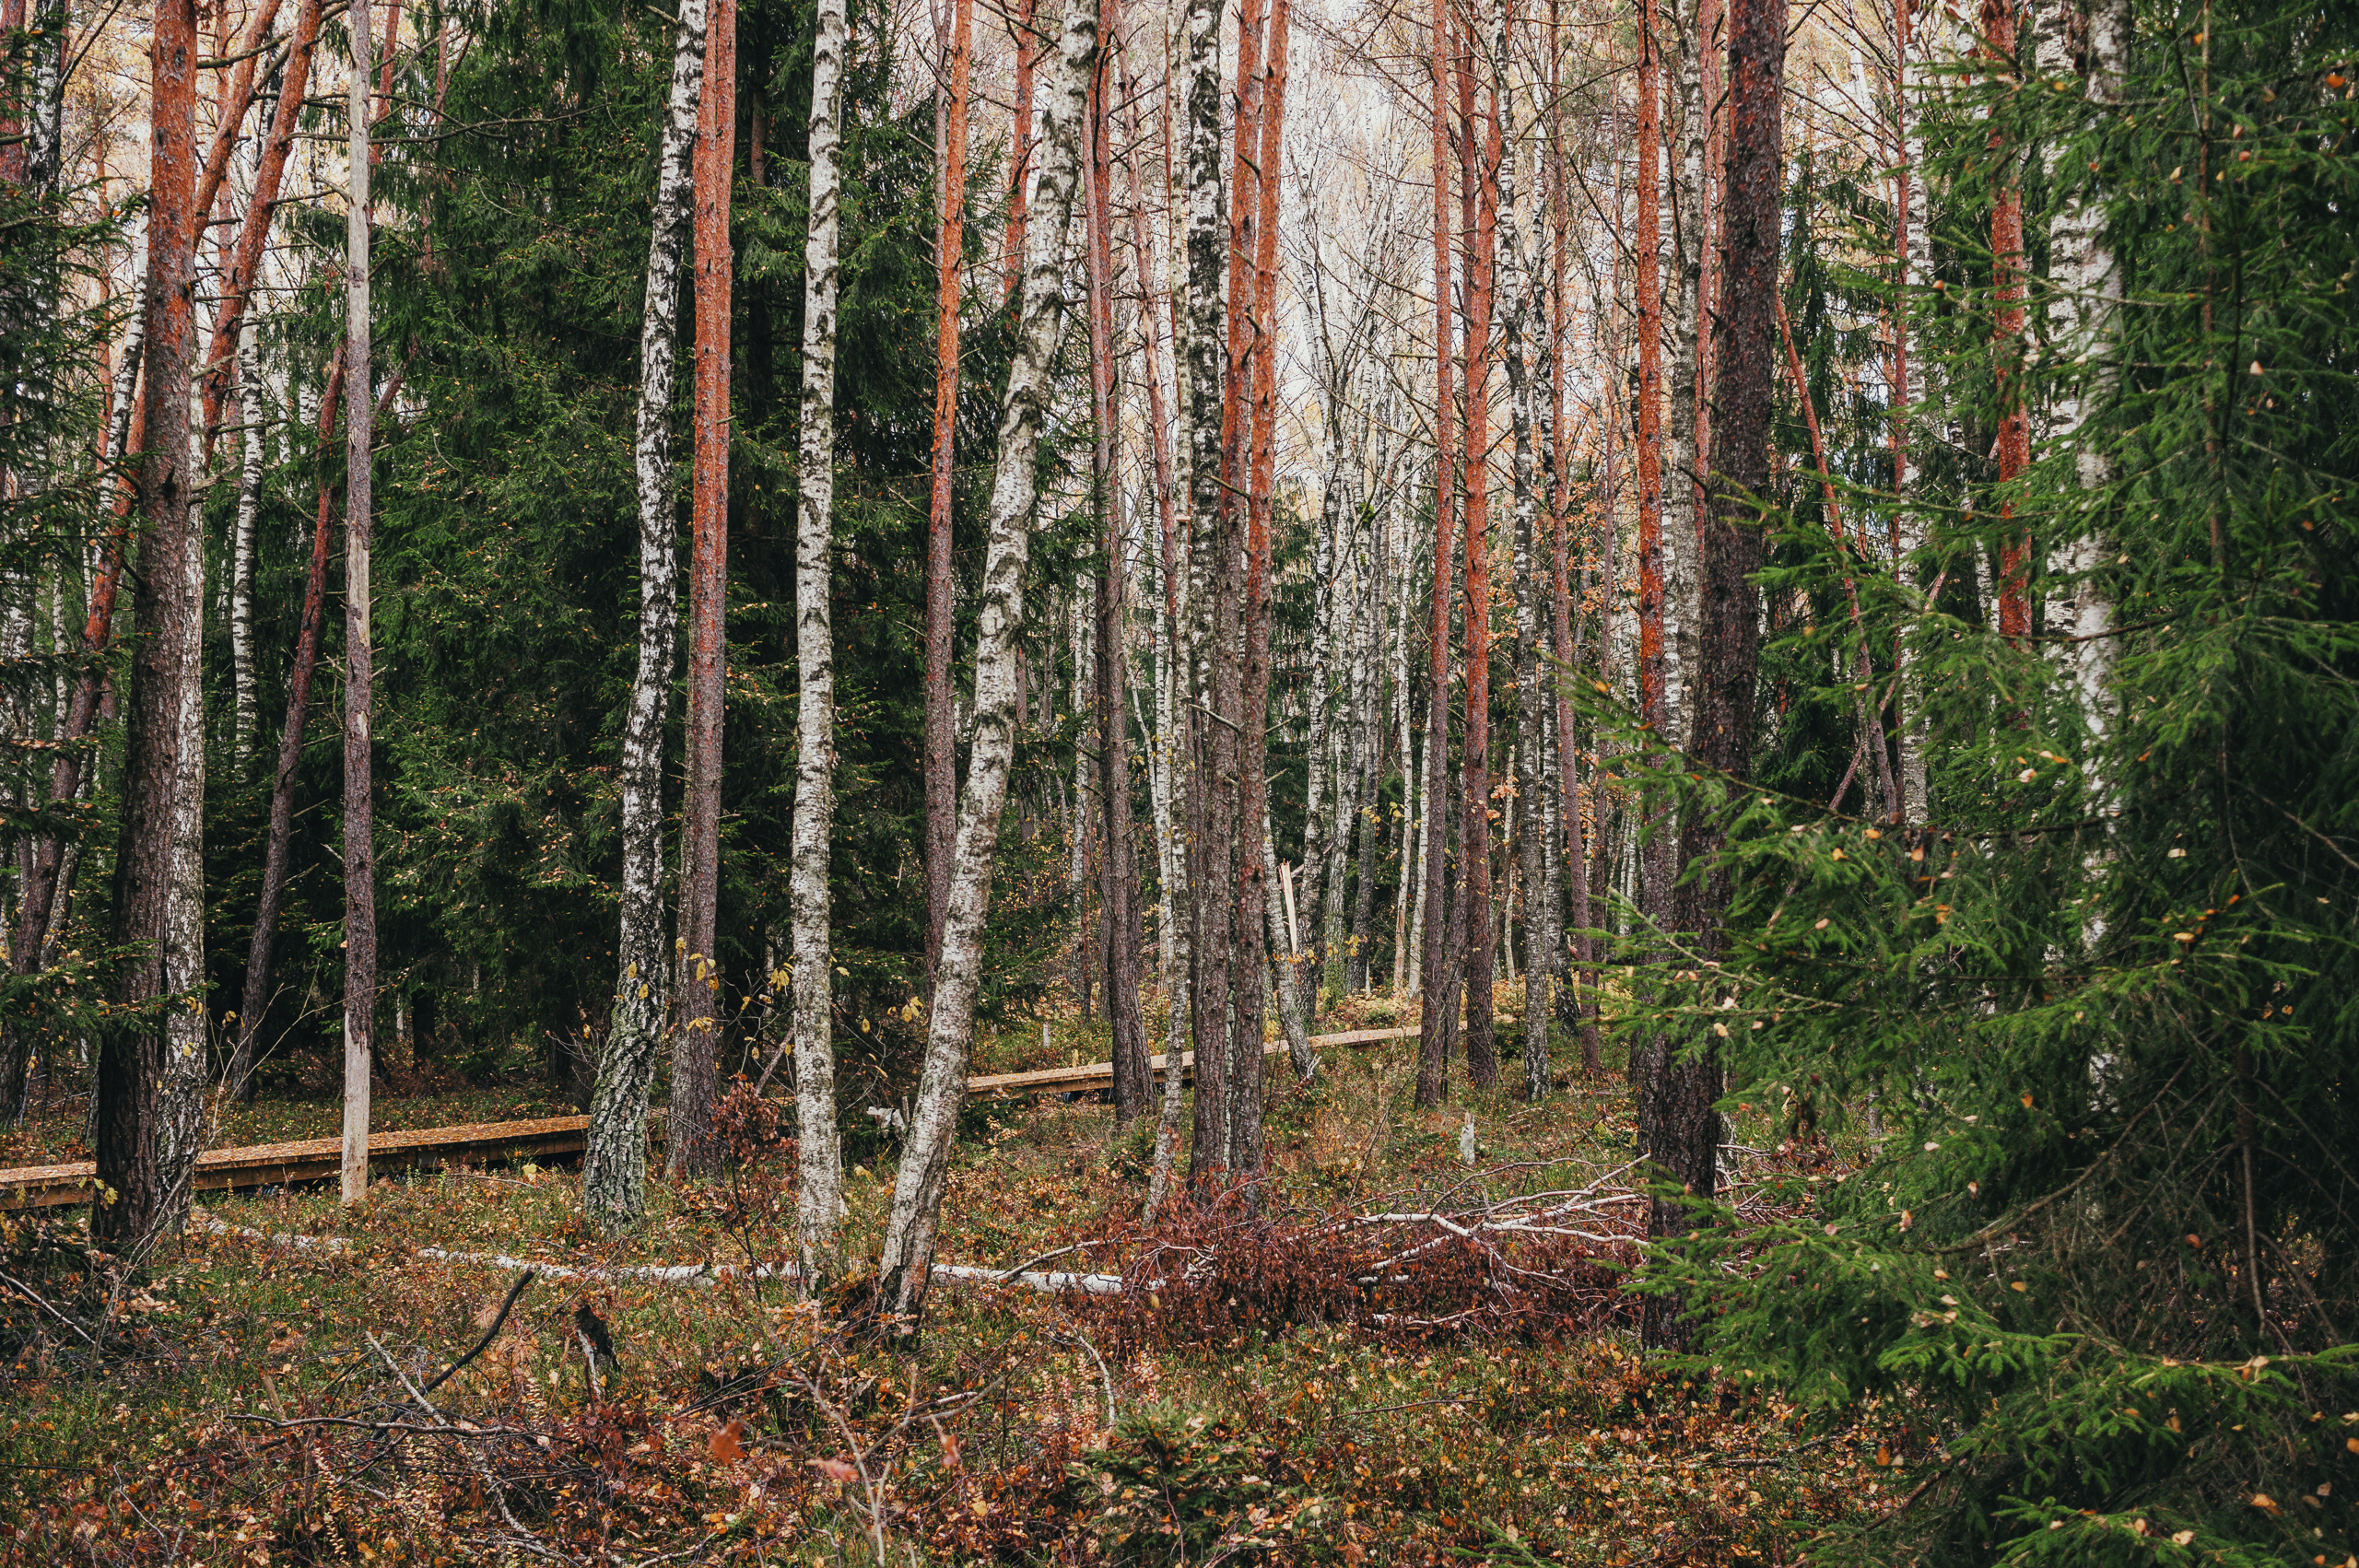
[792,0,849,1279]
[159,416,210,1233]
[1391,475,1416,998]
[1662,0,1706,752]
[877,0,1097,1320]
[1261,815,1316,1077]
[230,328,264,762]
[2037,0,2124,766]
[584,0,707,1234]
[1893,0,1936,822]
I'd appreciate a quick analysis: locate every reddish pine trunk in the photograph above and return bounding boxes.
[673,0,737,1178]
[1411,0,1460,1108]
[1631,0,1672,943]
[94,0,201,1251]
[923,0,971,988]
[1983,0,2031,642]
[1644,0,1784,1352]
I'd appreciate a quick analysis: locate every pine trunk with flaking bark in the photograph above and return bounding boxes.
[2037,0,2124,754]
[1642,0,1781,1352]
[789,0,846,1271]
[1084,13,1148,1122]
[584,0,705,1233]
[875,0,1096,1326]
[672,0,738,1182]
[1984,0,2030,645]
[1489,3,1551,1103]
[94,0,200,1253]
[1411,0,1459,1107]
[1457,47,1497,1094]
[923,0,970,988]
[1003,0,1038,298]
[342,0,379,1209]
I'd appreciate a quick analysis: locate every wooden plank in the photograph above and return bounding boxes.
[0,1026,1423,1207]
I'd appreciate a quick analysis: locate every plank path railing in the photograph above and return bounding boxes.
[0,1024,1419,1210]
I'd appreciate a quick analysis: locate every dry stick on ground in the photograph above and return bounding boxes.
[365,1332,562,1561]
[420,1268,535,1394]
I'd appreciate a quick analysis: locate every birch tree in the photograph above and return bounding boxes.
[583,0,707,1232]
[341,0,380,1208]
[789,0,849,1272]
[874,0,1097,1326]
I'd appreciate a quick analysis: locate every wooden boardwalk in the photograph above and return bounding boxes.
[0,1024,1419,1209]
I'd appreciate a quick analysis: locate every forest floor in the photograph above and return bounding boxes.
[0,994,1908,1564]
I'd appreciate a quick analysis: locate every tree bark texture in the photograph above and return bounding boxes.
[790,0,844,1275]
[1456,39,1498,1093]
[1084,18,1149,1123]
[671,0,738,1181]
[874,0,1095,1328]
[229,351,346,1106]
[1631,0,1672,940]
[1412,0,1460,1108]
[341,0,379,1208]
[1983,0,2031,644]
[923,0,971,989]
[584,0,706,1233]
[1642,0,1782,1352]
[94,0,200,1254]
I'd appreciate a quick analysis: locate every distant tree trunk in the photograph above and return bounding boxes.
[787,0,843,1273]
[1889,0,1931,818]
[875,0,1097,1326]
[1121,48,1191,1215]
[671,0,738,1181]
[196,0,321,457]
[1642,0,1781,1352]
[1084,19,1148,1123]
[95,0,202,1255]
[1983,0,2030,644]
[230,351,346,1106]
[584,0,705,1233]
[229,332,263,761]
[1492,0,1552,1103]
[1456,36,1498,1093]
[340,0,379,1208]
[1627,0,1673,1115]
[1412,0,1460,1107]
[923,0,971,989]
[1236,0,1289,1117]
[1663,0,1707,747]
[1183,0,1250,1181]
[2039,0,2126,742]
[1003,0,1037,298]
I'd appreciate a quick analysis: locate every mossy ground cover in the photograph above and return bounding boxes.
[0,992,1896,1563]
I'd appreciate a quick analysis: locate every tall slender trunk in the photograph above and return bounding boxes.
[1887,0,1929,819]
[923,0,971,987]
[1643,0,1782,1352]
[1183,0,1250,1181]
[1084,9,1147,1121]
[1490,0,1551,1102]
[229,350,346,1106]
[1631,0,1672,942]
[1663,0,1706,752]
[1548,58,1598,1072]
[1983,0,2030,644]
[1003,0,1037,298]
[876,0,1097,1324]
[1121,44,1191,1214]
[1456,38,1497,1092]
[92,0,200,1252]
[585,0,707,1233]
[229,330,264,761]
[1391,479,1417,998]
[1411,0,1460,1106]
[788,0,846,1269]
[672,0,739,1181]
[2037,0,2124,752]
[341,0,379,1208]
[196,0,323,459]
